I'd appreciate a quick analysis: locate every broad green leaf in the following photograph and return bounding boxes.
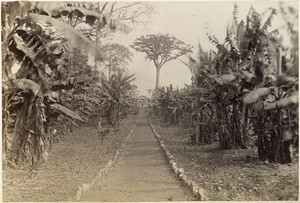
[283,130,293,141]
[243,88,270,104]
[237,70,255,82]
[13,79,41,96]
[50,103,84,122]
[33,3,132,33]
[276,75,298,87]
[236,21,246,45]
[28,13,105,61]
[44,90,59,102]
[215,74,237,87]
[264,93,298,110]
[10,31,52,68]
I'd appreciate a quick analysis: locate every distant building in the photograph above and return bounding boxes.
[130,95,152,107]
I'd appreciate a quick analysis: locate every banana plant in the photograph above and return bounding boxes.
[2,2,132,166]
[98,72,136,127]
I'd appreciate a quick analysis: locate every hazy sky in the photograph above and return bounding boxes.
[105,1,298,96]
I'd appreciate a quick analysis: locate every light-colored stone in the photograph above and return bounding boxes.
[172,163,178,170]
[76,186,83,200]
[189,181,197,190]
[97,172,102,178]
[182,177,188,185]
[107,160,113,168]
[82,184,90,193]
[198,188,207,200]
[75,191,81,201]
[192,185,199,196]
[171,162,176,170]
[178,167,184,175]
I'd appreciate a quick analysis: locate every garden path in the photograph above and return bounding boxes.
[81,113,192,201]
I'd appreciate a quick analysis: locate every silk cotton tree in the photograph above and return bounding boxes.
[130,34,192,89]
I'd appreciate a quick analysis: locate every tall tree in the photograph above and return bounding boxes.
[130,34,192,89]
[102,43,133,78]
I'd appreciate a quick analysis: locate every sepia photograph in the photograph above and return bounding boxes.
[1,1,299,201]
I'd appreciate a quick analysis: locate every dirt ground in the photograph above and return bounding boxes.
[151,117,299,201]
[2,115,137,202]
[81,113,192,201]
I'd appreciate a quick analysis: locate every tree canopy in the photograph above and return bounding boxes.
[130,34,192,89]
[102,43,133,78]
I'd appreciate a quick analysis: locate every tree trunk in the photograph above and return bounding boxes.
[195,121,200,144]
[108,65,111,80]
[94,21,105,71]
[155,66,161,90]
[11,95,31,163]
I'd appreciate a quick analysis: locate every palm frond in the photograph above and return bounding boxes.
[261,8,277,33]
[33,2,132,33]
[50,103,84,122]
[233,3,239,26]
[242,87,271,104]
[28,13,105,61]
[13,79,41,96]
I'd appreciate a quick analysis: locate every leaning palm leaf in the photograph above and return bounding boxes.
[33,2,132,33]
[8,29,58,71]
[50,103,85,122]
[243,87,271,104]
[261,8,277,32]
[246,7,261,31]
[282,130,293,141]
[236,70,255,82]
[276,74,298,87]
[28,13,105,61]
[13,79,41,96]
[215,74,236,86]
[264,93,298,110]
[233,3,239,26]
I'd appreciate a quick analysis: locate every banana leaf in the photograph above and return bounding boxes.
[13,79,41,96]
[50,103,85,122]
[28,13,105,61]
[243,88,271,104]
[264,93,298,110]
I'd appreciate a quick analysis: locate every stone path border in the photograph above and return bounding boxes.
[68,122,137,201]
[148,117,208,201]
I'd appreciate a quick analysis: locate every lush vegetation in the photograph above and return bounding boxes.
[1,2,140,167]
[2,1,297,169]
[152,5,298,164]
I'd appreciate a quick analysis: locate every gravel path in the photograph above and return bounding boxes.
[81,113,192,201]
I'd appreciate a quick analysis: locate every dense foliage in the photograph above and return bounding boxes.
[153,5,298,164]
[1,2,135,167]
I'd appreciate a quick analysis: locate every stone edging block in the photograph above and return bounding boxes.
[147,117,208,201]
